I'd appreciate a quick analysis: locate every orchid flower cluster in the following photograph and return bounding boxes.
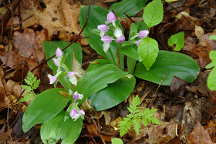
[47,48,81,85]
[47,48,85,121]
[97,11,125,52]
[69,91,85,120]
[97,11,150,52]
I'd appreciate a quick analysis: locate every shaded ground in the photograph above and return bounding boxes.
[0,0,216,144]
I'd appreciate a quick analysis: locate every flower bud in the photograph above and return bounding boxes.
[48,74,57,84]
[56,48,63,57]
[138,30,149,38]
[107,11,116,23]
[97,24,109,33]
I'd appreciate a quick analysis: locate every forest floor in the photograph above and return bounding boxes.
[0,0,216,144]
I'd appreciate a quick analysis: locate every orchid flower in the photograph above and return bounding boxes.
[138,30,149,38]
[48,74,57,84]
[101,35,113,52]
[73,91,83,100]
[67,72,80,86]
[107,11,116,24]
[70,109,85,120]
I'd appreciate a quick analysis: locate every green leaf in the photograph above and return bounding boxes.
[209,35,216,40]
[135,50,200,85]
[168,32,185,51]
[120,45,139,60]
[22,88,69,132]
[111,138,124,144]
[89,76,136,111]
[119,117,132,136]
[143,0,163,28]
[41,112,83,144]
[138,37,159,70]
[111,0,147,17]
[207,67,216,90]
[209,50,216,61]
[129,23,138,39]
[127,57,137,74]
[80,6,117,64]
[77,64,127,99]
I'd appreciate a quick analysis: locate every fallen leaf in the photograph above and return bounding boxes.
[187,122,215,144]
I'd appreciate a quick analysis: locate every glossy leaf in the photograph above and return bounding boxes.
[111,0,147,17]
[135,50,200,85]
[77,64,127,98]
[41,112,83,144]
[143,0,163,28]
[138,37,159,70]
[80,6,117,64]
[22,88,69,132]
[168,32,185,51]
[90,76,136,111]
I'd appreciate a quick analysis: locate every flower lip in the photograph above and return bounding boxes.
[67,72,76,77]
[116,35,125,43]
[97,24,109,33]
[56,48,63,57]
[73,91,83,100]
[48,74,57,84]
[79,110,85,115]
[107,11,116,23]
[101,35,113,43]
[70,109,85,120]
[53,58,60,66]
[70,109,80,120]
[135,40,141,46]
[138,30,149,38]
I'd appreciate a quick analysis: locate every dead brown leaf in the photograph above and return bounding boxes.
[136,121,178,144]
[32,0,80,37]
[187,122,215,144]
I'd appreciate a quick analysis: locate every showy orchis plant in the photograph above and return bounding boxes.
[22,0,200,143]
[48,48,85,120]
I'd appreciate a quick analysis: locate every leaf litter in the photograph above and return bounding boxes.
[0,0,216,143]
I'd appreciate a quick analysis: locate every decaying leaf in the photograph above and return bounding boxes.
[187,122,215,144]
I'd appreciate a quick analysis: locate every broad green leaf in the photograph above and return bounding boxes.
[168,32,185,51]
[209,50,216,61]
[120,45,139,60]
[209,35,216,40]
[111,0,147,17]
[207,67,216,90]
[80,6,118,64]
[135,50,200,85]
[129,23,138,39]
[206,51,216,69]
[143,0,163,28]
[89,76,136,111]
[77,64,127,98]
[111,138,124,144]
[138,37,159,70]
[22,88,69,132]
[41,112,83,144]
[127,57,137,74]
